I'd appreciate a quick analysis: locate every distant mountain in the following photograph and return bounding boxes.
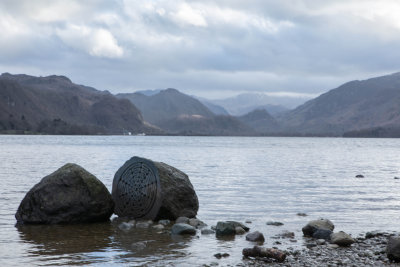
[238,109,279,133]
[210,93,296,116]
[0,73,159,135]
[117,88,256,135]
[117,88,215,126]
[279,72,400,135]
[195,97,230,115]
[135,89,162,96]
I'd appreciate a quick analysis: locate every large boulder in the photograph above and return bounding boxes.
[112,157,198,221]
[302,218,334,236]
[15,163,114,224]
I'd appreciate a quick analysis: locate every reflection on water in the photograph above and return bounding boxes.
[1,136,400,266]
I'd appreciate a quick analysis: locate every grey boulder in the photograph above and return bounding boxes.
[331,231,355,246]
[15,163,114,224]
[387,237,400,262]
[246,231,265,242]
[302,218,334,236]
[312,229,333,240]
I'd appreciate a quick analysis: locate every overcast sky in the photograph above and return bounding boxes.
[1,0,400,100]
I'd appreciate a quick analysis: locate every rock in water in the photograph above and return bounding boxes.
[387,237,400,262]
[246,231,265,242]
[302,218,334,236]
[312,229,333,240]
[15,163,114,224]
[331,231,355,246]
[215,221,236,236]
[112,157,198,220]
[171,223,196,235]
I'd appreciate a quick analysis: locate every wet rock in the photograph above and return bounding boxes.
[188,218,207,228]
[312,229,333,240]
[242,246,286,262]
[297,212,308,217]
[171,223,196,235]
[136,220,152,228]
[152,224,164,230]
[266,221,284,226]
[316,239,326,245]
[355,174,365,178]
[112,157,199,221]
[119,222,135,231]
[331,231,355,246]
[246,231,265,242]
[15,163,114,224]
[176,217,190,224]
[366,231,384,239]
[275,230,295,239]
[201,228,215,235]
[154,161,199,220]
[225,221,250,232]
[245,220,252,223]
[215,221,236,236]
[235,226,246,235]
[387,236,400,262]
[302,218,334,236]
[394,177,400,180]
[214,253,229,259]
[131,241,147,251]
[158,219,171,226]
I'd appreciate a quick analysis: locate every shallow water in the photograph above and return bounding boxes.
[1,136,400,266]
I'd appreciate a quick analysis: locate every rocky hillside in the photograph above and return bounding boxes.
[117,89,215,125]
[0,73,159,135]
[118,88,255,135]
[279,72,400,136]
[238,109,279,134]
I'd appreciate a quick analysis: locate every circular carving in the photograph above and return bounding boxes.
[112,157,161,219]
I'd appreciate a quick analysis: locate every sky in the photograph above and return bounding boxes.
[1,0,400,101]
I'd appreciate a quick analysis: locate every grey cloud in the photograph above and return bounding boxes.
[1,0,400,100]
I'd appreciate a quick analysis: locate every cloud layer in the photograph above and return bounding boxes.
[1,0,400,100]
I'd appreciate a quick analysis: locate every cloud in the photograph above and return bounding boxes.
[56,25,123,58]
[1,0,400,101]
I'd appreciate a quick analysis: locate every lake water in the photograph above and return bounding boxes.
[1,135,400,266]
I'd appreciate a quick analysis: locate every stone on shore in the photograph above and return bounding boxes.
[387,236,400,262]
[331,231,355,246]
[188,218,207,228]
[15,163,114,224]
[302,218,334,236]
[176,217,190,224]
[171,223,196,235]
[225,221,250,232]
[246,231,265,242]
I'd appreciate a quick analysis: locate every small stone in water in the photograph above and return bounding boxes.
[152,224,164,230]
[158,219,171,226]
[119,222,134,231]
[201,228,215,235]
[176,217,189,224]
[355,174,365,178]
[297,212,308,216]
[245,220,252,223]
[266,221,284,226]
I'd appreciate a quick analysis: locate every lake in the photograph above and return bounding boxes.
[1,135,399,266]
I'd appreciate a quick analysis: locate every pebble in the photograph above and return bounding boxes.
[266,221,284,226]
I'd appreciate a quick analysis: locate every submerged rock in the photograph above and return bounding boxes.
[266,221,284,226]
[201,228,215,235]
[171,223,196,235]
[302,218,334,236]
[15,163,114,224]
[355,174,365,178]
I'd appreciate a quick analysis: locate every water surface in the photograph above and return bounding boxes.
[1,136,400,266]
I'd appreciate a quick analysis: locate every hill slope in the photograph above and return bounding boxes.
[0,73,158,135]
[238,109,279,133]
[278,72,400,135]
[117,89,215,125]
